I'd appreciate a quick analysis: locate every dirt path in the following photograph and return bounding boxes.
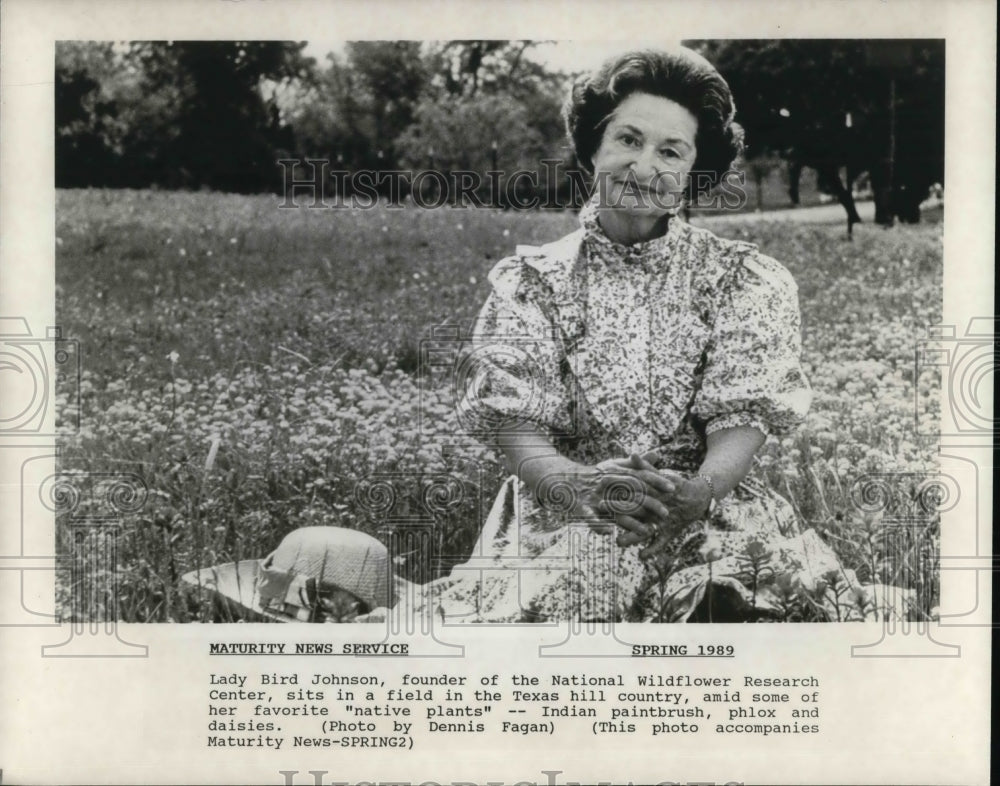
[693,196,943,227]
[693,199,876,226]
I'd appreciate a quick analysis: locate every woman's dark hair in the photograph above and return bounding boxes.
[564,47,744,198]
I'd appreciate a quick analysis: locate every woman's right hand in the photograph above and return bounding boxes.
[497,425,673,539]
[534,460,673,538]
[593,456,679,545]
[596,454,694,555]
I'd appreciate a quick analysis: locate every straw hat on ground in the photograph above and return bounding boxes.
[258,526,394,619]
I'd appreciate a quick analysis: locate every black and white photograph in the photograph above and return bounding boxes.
[0,1,993,785]
[52,38,946,625]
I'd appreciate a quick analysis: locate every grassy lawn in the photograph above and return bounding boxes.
[55,189,942,622]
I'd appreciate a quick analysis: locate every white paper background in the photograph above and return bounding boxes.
[0,1,993,784]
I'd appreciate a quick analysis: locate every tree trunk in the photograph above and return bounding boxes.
[788,160,803,205]
[818,164,863,233]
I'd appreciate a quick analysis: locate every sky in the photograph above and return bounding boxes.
[301,39,684,75]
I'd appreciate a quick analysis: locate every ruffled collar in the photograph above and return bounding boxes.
[578,193,684,264]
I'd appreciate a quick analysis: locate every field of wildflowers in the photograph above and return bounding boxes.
[55,189,942,622]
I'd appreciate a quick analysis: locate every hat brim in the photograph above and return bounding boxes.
[181,560,293,623]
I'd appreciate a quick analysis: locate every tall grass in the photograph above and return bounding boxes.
[55,189,942,621]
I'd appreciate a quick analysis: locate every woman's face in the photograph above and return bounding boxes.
[590,92,698,218]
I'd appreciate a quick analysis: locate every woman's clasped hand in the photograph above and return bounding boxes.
[537,452,712,559]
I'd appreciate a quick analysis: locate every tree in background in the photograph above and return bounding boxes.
[397,93,543,171]
[338,41,427,169]
[57,39,944,217]
[56,42,138,188]
[56,41,313,192]
[288,41,569,203]
[394,93,545,204]
[60,37,947,219]
[57,40,575,198]
[396,41,568,204]
[287,53,369,174]
[128,41,312,192]
[289,41,428,189]
[691,39,944,228]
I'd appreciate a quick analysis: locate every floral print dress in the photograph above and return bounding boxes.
[414,198,856,623]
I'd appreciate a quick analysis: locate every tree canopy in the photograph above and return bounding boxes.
[690,39,945,223]
[57,41,313,191]
[57,38,945,220]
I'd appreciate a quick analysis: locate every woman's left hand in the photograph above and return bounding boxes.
[596,452,713,558]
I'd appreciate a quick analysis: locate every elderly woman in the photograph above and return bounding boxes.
[406,46,852,624]
[192,49,880,624]
[209,47,856,626]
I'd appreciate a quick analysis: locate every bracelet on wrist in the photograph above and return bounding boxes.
[695,472,718,518]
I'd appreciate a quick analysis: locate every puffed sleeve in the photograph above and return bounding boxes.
[456,256,573,442]
[691,252,812,437]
